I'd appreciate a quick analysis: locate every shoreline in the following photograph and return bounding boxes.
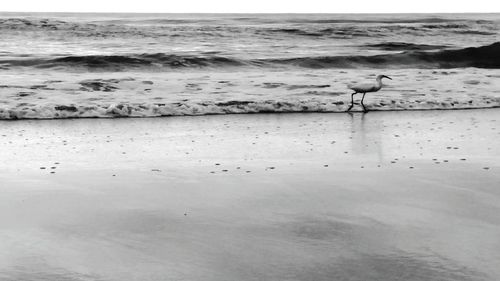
[1,103,500,121]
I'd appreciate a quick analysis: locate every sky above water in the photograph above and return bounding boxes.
[0,0,499,13]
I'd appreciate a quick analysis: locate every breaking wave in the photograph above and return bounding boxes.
[270,42,500,69]
[363,42,450,51]
[1,97,499,120]
[2,42,499,70]
[0,54,248,70]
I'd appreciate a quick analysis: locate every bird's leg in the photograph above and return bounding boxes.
[360,92,367,112]
[347,92,356,111]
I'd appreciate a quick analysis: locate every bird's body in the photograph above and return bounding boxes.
[347,75,391,112]
[348,82,381,93]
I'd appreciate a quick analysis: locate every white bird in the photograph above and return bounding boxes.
[347,74,392,112]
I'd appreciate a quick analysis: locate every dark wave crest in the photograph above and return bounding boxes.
[270,42,500,69]
[1,42,499,70]
[422,23,469,29]
[266,28,325,37]
[264,26,390,38]
[286,17,466,24]
[0,54,248,70]
[51,54,246,68]
[363,42,450,51]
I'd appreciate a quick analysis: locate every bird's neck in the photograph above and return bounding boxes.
[375,78,383,89]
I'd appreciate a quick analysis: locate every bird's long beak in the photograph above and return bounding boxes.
[384,75,392,80]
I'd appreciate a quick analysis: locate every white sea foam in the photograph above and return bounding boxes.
[2,98,499,120]
[0,68,499,119]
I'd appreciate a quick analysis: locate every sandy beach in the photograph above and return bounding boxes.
[0,108,499,280]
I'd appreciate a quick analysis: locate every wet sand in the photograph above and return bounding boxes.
[0,109,499,281]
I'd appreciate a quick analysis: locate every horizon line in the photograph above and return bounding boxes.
[1,11,500,14]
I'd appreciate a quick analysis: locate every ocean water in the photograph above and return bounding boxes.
[0,12,500,119]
